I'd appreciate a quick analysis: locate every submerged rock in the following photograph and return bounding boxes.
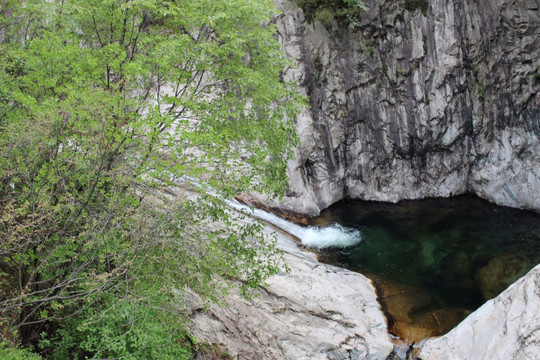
[186,227,393,360]
[415,264,540,360]
[407,308,471,340]
[475,253,532,301]
[373,277,470,343]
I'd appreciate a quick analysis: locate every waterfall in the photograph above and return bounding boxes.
[226,198,362,249]
[176,176,362,249]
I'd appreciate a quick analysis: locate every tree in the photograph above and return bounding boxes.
[0,0,303,356]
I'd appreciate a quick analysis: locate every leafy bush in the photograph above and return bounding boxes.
[0,343,41,360]
[45,296,192,360]
[0,0,303,352]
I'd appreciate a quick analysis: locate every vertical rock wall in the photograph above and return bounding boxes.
[264,0,540,215]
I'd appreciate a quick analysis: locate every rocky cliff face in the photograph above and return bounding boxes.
[263,0,540,215]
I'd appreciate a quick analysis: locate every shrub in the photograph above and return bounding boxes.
[296,0,367,28]
[0,343,42,360]
[404,0,429,15]
[45,295,192,360]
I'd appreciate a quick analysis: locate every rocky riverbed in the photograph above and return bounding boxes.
[186,218,540,359]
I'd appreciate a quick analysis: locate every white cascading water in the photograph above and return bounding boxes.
[226,198,362,249]
[177,176,362,249]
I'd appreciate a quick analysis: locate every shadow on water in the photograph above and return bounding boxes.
[309,194,540,343]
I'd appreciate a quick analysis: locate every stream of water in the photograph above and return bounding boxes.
[232,193,540,340]
[223,188,540,340]
[231,194,540,310]
[227,198,363,248]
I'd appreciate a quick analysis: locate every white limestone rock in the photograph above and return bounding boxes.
[187,229,393,360]
[416,264,540,360]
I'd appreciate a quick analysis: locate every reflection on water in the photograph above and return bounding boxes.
[309,194,540,341]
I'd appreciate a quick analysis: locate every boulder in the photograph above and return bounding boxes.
[415,264,540,360]
[475,253,532,301]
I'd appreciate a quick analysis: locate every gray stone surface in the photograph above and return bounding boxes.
[255,0,540,215]
[187,228,393,360]
[415,264,540,360]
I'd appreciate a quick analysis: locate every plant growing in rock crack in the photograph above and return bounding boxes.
[404,0,429,16]
[296,0,368,29]
[365,45,376,56]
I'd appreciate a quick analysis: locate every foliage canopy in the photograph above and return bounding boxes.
[0,0,303,356]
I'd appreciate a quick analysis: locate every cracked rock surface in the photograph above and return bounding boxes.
[257,0,540,215]
[186,229,393,360]
[415,264,540,360]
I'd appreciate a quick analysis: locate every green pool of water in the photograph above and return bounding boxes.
[310,194,540,310]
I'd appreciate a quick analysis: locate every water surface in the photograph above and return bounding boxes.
[309,195,540,311]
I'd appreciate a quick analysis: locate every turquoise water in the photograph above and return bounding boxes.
[310,195,540,310]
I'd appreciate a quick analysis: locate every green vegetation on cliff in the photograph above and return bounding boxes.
[296,0,367,28]
[0,0,303,357]
[404,0,429,15]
